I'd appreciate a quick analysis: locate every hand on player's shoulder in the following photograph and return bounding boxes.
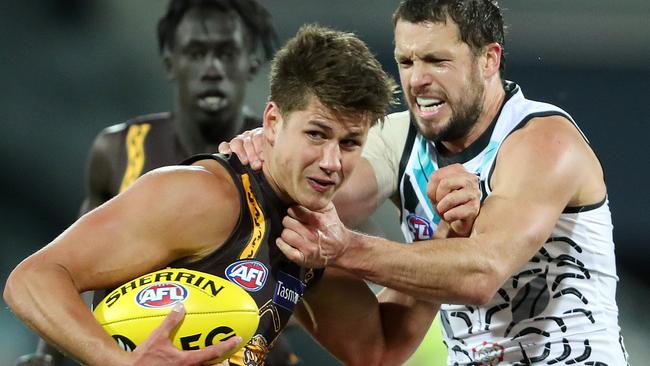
[218,128,265,170]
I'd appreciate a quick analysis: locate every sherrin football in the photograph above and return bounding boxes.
[93,268,259,363]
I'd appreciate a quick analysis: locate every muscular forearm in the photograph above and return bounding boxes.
[4,263,129,366]
[335,232,502,305]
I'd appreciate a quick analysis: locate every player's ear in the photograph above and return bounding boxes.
[481,42,502,79]
[247,57,261,81]
[263,102,282,146]
[162,48,175,81]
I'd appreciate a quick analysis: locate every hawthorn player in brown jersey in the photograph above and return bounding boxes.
[13,1,303,365]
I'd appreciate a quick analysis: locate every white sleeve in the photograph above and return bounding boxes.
[361,111,411,203]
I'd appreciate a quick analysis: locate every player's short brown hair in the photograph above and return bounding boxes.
[269,24,397,125]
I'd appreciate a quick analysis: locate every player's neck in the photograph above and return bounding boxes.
[260,153,296,207]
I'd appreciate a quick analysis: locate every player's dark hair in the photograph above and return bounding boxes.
[393,0,506,75]
[270,24,397,125]
[157,0,277,60]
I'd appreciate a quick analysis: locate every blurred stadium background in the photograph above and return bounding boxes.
[1,1,648,364]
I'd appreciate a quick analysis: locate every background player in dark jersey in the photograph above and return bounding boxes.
[81,0,276,212]
[13,0,294,365]
[4,24,455,366]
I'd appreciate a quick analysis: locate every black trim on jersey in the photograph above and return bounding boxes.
[563,196,607,213]
[511,111,574,140]
[399,118,418,183]
[400,174,422,223]
[180,152,226,166]
[485,111,607,214]
[434,81,518,167]
[397,121,418,219]
[181,152,245,178]
[479,178,488,204]
[436,115,497,166]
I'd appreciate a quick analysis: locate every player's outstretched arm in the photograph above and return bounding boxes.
[276,165,480,273]
[280,115,603,304]
[294,269,437,366]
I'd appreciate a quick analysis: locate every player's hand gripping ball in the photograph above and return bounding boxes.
[93,268,259,363]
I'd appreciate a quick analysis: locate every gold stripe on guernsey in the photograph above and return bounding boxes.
[259,300,282,333]
[239,173,265,259]
[119,124,151,193]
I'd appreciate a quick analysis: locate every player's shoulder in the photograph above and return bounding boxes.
[499,113,590,174]
[90,112,171,150]
[118,162,242,252]
[148,154,239,202]
[99,112,171,137]
[123,158,240,231]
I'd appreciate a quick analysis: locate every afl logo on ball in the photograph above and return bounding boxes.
[406,213,433,241]
[135,282,188,308]
[225,260,268,292]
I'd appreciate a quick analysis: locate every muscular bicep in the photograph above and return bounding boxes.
[36,164,240,293]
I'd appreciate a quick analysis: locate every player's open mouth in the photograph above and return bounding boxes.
[307,177,335,193]
[197,94,227,112]
[416,97,445,113]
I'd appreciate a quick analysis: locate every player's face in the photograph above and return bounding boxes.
[167,7,254,128]
[262,97,370,211]
[394,18,485,143]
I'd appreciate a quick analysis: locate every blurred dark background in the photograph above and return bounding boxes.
[1,1,648,364]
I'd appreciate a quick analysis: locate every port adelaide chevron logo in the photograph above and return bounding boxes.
[135,282,188,308]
